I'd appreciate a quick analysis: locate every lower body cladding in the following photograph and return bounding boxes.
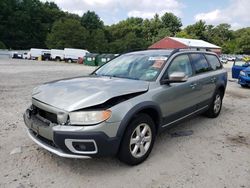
[23,110,121,158]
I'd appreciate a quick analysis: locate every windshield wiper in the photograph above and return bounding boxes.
[111,75,139,80]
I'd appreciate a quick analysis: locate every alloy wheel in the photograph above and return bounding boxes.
[129,123,152,158]
[214,94,221,114]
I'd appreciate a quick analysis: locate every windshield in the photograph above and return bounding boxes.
[94,54,168,81]
[234,59,249,67]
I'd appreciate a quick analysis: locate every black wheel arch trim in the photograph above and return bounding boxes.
[215,82,226,98]
[116,101,162,138]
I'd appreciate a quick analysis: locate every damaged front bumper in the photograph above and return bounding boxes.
[23,108,121,158]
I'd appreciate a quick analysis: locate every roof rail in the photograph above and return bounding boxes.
[170,48,212,54]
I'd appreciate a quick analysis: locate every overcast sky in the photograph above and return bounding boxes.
[41,0,250,29]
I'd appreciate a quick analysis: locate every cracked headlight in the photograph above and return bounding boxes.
[69,110,111,125]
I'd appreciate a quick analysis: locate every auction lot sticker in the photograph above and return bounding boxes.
[149,56,168,69]
[148,56,168,61]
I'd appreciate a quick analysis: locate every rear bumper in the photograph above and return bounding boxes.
[23,110,121,158]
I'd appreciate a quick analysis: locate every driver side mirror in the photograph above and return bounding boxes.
[160,72,188,85]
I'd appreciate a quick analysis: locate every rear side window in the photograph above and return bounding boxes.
[190,54,211,74]
[205,54,222,70]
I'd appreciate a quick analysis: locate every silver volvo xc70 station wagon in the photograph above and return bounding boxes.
[24,49,227,165]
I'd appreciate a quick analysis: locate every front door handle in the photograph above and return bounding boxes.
[190,83,197,89]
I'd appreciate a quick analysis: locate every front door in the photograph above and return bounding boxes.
[156,54,200,127]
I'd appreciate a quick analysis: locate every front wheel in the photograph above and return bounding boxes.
[205,90,223,118]
[118,114,156,165]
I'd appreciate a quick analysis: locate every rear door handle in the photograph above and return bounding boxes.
[190,83,197,89]
[211,77,216,83]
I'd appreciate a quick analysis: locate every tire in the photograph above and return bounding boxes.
[241,84,247,88]
[205,90,223,118]
[118,113,156,165]
[67,59,72,63]
[56,57,61,62]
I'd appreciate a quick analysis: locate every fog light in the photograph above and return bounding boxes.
[65,139,98,154]
[72,142,95,151]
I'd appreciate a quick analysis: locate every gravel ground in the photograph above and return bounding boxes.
[0,59,249,188]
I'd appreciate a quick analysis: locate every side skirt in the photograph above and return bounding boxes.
[160,105,209,130]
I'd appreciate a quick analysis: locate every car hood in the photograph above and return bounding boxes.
[243,67,250,72]
[32,76,149,111]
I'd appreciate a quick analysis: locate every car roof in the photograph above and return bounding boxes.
[125,49,173,56]
[124,49,217,56]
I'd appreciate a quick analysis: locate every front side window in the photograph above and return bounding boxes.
[95,54,169,81]
[167,54,193,77]
[190,54,211,74]
[205,54,222,70]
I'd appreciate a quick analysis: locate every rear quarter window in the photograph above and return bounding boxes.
[205,54,222,70]
[190,54,211,74]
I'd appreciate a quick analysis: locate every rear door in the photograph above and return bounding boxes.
[189,53,216,108]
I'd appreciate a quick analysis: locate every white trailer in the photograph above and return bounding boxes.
[51,49,64,61]
[30,48,50,60]
[64,48,89,63]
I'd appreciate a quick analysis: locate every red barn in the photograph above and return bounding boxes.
[149,37,221,54]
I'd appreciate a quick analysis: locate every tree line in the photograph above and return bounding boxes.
[0,0,249,54]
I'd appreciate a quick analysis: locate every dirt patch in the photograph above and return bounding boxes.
[226,90,248,99]
[227,134,250,147]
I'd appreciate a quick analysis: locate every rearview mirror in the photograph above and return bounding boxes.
[161,72,188,85]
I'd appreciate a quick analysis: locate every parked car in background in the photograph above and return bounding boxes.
[243,56,250,62]
[238,66,250,87]
[23,52,30,59]
[219,57,228,64]
[30,48,50,60]
[51,49,64,61]
[64,48,89,63]
[24,49,227,165]
[227,56,236,61]
[11,51,22,59]
[232,59,250,79]
[41,51,51,61]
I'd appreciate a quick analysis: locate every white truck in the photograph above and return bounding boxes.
[51,49,64,61]
[64,48,89,63]
[30,48,51,60]
[22,51,31,59]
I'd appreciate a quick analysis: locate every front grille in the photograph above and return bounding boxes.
[33,106,57,123]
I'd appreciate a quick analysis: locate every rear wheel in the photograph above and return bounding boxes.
[205,90,223,118]
[118,114,156,165]
[67,59,72,63]
[241,84,247,88]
